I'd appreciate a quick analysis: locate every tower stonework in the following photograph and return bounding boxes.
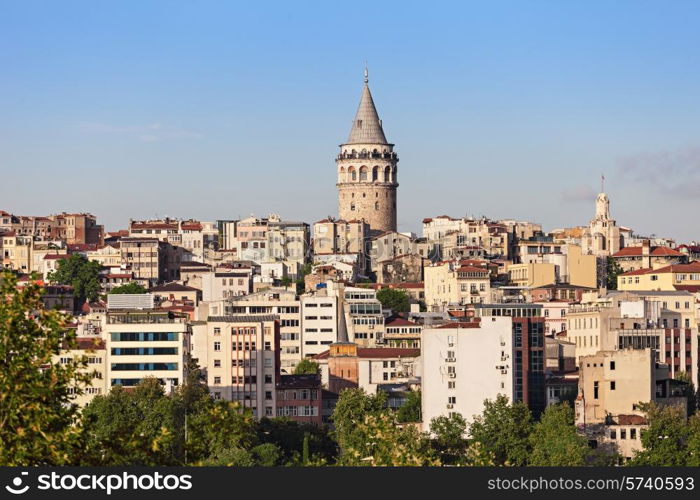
[336,70,398,233]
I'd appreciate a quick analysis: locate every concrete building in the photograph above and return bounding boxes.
[507,262,556,288]
[266,220,310,276]
[275,374,323,425]
[200,270,252,302]
[424,260,491,310]
[611,241,684,273]
[422,304,546,430]
[105,307,189,391]
[336,69,398,233]
[567,290,699,386]
[202,315,280,418]
[384,316,422,349]
[312,218,368,273]
[618,261,700,292]
[56,336,107,407]
[575,349,687,459]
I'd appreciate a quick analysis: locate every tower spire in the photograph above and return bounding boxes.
[364,62,368,84]
[601,173,605,193]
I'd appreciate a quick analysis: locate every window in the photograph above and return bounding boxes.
[620,429,626,440]
[214,327,221,335]
[610,361,615,370]
[610,429,616,439]
[214,359,221,368]
[213,376,221,385]
[214,342,221,352]
[448,381,455,389]
[610,381,616,390]
[593,381,599,399]
[630,428,637,439]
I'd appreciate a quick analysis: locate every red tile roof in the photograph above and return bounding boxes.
[385,317,420,327]
[436,320,482,329]
[612,246,682,258]
[614,414,647,425]
[313,347,420,360]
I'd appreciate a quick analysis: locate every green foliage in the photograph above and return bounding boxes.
[48,254,101,304]
[256,417,337,465]
[528,403,590,466]
[429,413,470,465]
[280,276,293,287]
[468,394,533,466]
[332,388,387,462]
[109,282,147,294]
[0,271,89,465]
[295,263,313,295]
[629,403,695,466]
[293,359,320,375]
[397,390,421,423]
[605,257,624,290]
[376,288,410,313]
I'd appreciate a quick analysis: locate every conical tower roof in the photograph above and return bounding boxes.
[346,69,388,144]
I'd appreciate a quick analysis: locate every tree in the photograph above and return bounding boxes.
[332,388,387,462]
[376,288,410,313]
[293,359,320,375]
[629,403,691,466]
[397,390,421,423]
[605,257,624,290]
[48,254,101,305]
[256,417,337,465]
[528,403,590,466]
[109,282,147,294]
[468,395,533,466]
[429,413,469,465]
[0,271,89,465]
[295,263,313,295]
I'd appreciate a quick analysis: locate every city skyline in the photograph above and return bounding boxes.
[2,1,700,241]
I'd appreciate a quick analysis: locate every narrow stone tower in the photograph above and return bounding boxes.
[336,68,398,233]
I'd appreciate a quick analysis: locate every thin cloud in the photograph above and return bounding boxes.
[78,122,202,142]
[618,146,700,198]
[560,184,597,203]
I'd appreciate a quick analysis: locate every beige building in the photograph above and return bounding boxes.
[507,262,556,288]
[567,290,699,385]
[611,241,684,273]
[618,261,700,292]
[575,349,686,459]
[266,220,310,276]
[336,69,398,233]
[56,337,107,407]
[200,315,280,418]
[425,260,491,310]
[86,244,122,267]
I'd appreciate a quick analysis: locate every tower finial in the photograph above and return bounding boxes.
[601,173,605,193]
[364,61,368,84]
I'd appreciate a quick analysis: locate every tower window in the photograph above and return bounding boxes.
[350,203,355,211]
[375,202,379,210]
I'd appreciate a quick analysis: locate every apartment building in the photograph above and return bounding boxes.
[201,270,252,301]
[422,304,546,430]
[611,241,685,273]
[576,349,687,459]
[567,290,699,386]
[104,304,189,391]
[424,260,491,310]
[55,337,107,407]
[275,374,323,425]
[384,316,422,348]
[205,288,302,373]
[120,237,181,285]
[618,261,700,292]
[203,315,280,418]
[266,220,310,275]
[344,286,386,347]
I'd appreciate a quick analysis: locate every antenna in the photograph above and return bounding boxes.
[601,173,605,193]
[364,61,368,84]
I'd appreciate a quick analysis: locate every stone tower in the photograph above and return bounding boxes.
[336,68,398,233]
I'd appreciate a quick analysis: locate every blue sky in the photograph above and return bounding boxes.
[1,1,699,241]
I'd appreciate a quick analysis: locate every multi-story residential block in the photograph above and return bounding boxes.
[200,270,252,301]
[312,218,368,271]
[300,292,339,358]
[86,243,122,267]
[507,262,556,288]
[1,231,31,272]
[376,253,425,284]
[266,220,310,276]
[120,237,181,286]
[538,300,572,335]
[575,349,687,460]
[56,336,107,407]
[202,314,280,418]
[104,304,189,391]
[275,374,323,425]
[384,316,422,348]
[424,260,491,310]
[617,261,700,292]
[204,288,302,373]
[611,240,685,273]
[345,285,386,347]
[421,305,546,430]
[567,290,699,385]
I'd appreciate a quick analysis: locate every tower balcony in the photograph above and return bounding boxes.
[337,152,398,161]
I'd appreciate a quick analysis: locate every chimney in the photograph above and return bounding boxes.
[642,240,651,268]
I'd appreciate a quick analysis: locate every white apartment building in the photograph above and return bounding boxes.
[266,220,310,276]
[300,293,338,358]
[421,317,514,431]
[201,270,252,302]
[344,286,385,347]
[105,308,189,391]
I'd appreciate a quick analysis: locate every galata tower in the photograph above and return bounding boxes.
[336,68,398,233]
